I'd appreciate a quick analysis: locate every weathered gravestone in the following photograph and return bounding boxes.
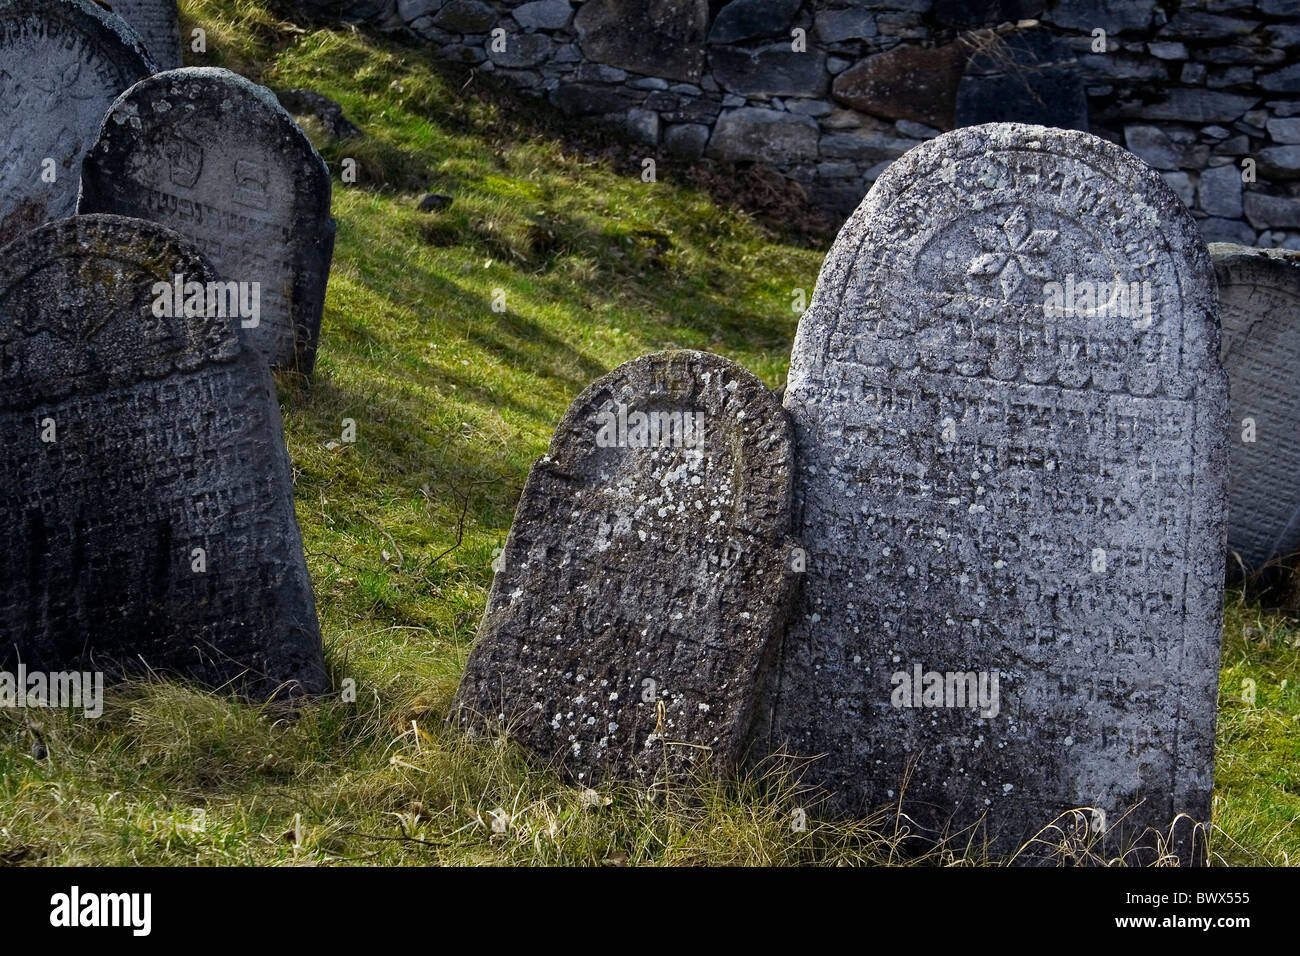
[454,350,801,783]
[0,215,328,700]
[106,0,182,71]
[78,67,335,375]
[0,0,155,247]
[1210,243,1300,571]
[771,123,1227,863]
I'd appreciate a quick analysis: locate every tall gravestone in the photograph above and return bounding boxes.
[108,0,182,70]
[454,350,801,783]
[771,123,1227,863]
[1210,243,1300,571]
[0,0,155,247]
[78,67,335,375]
[0,215,328,700]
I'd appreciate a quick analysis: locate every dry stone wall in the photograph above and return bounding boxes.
[310,0,1300,245]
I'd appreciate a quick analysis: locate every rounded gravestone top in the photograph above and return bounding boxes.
[86,67,333,223]
[0,214,237,408]
[0,0,155,245]
[544,348,794,541]
[791,122,1222,403]
[78,66,337,373]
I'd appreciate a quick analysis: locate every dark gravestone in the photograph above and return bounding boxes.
[772,124,1226,864]
[0,0,155,247]
[107,0,182,71]
[0,215,327,699]
[955,30,1088,132]
[455,350,800,784]
[78,67,334,375]
[1210,243,1300,571]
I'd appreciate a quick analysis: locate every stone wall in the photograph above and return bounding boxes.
[338,0,1299,246]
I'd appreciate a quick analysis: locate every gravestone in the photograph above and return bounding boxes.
[1210,243,1300,571]
[78,67,335,375]
[454,350,801,783]
[955,30,1088,133]
[0,0,155,247]
[0,214,328,700]
[108,0,182,70]
[772,123,1226,864]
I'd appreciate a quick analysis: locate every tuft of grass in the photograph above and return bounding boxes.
[0,0,1296,866]
[1211,589,1300,866]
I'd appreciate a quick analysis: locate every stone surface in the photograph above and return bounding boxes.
[1260,64,1300,94]
[1161,170,1195,207]
[625,107,659,145]
[771,123,1227,863]
[1123,124,1209,172]
[1148,41,1187,61]
[510,0,569,31]
[707,107,818,165]
[707,0,800,45]
[1159,10,1256,42]
[818,131,916,164]
[896,119,942,139]
[1244,191,1300,230]
[955,30,1088,132]
[0,0,155,248]
[396,0,440,23]
[551,81,640,115]
[488,31,551,67]
[1199,216,1257,245]
[710,46,827,98]
[432,0,495,32]
[418,192,453,211]
[1198,163,1243,218]
[573,62,628,83]
[78,67,335,375]
[1124,124,1180,171]
[1266,118,1300,145]
[814,8,877,44]
[275,87,363,140]
[1130,89,1257,123]
[1042,0,1156,33]
[108,0,182,70]
[1258,145,1300,181]
[1210,244,1300,570]
[0,215,326,699]
[453,350,800,783]
[663,121,709,158]
[573,0,708,83]
[831,40,971,131]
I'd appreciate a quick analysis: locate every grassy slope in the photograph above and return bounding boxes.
[0,0,1296,865]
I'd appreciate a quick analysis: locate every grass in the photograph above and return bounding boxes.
[1,0,1297,866]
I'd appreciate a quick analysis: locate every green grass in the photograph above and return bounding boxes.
[1,0,1297,866]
